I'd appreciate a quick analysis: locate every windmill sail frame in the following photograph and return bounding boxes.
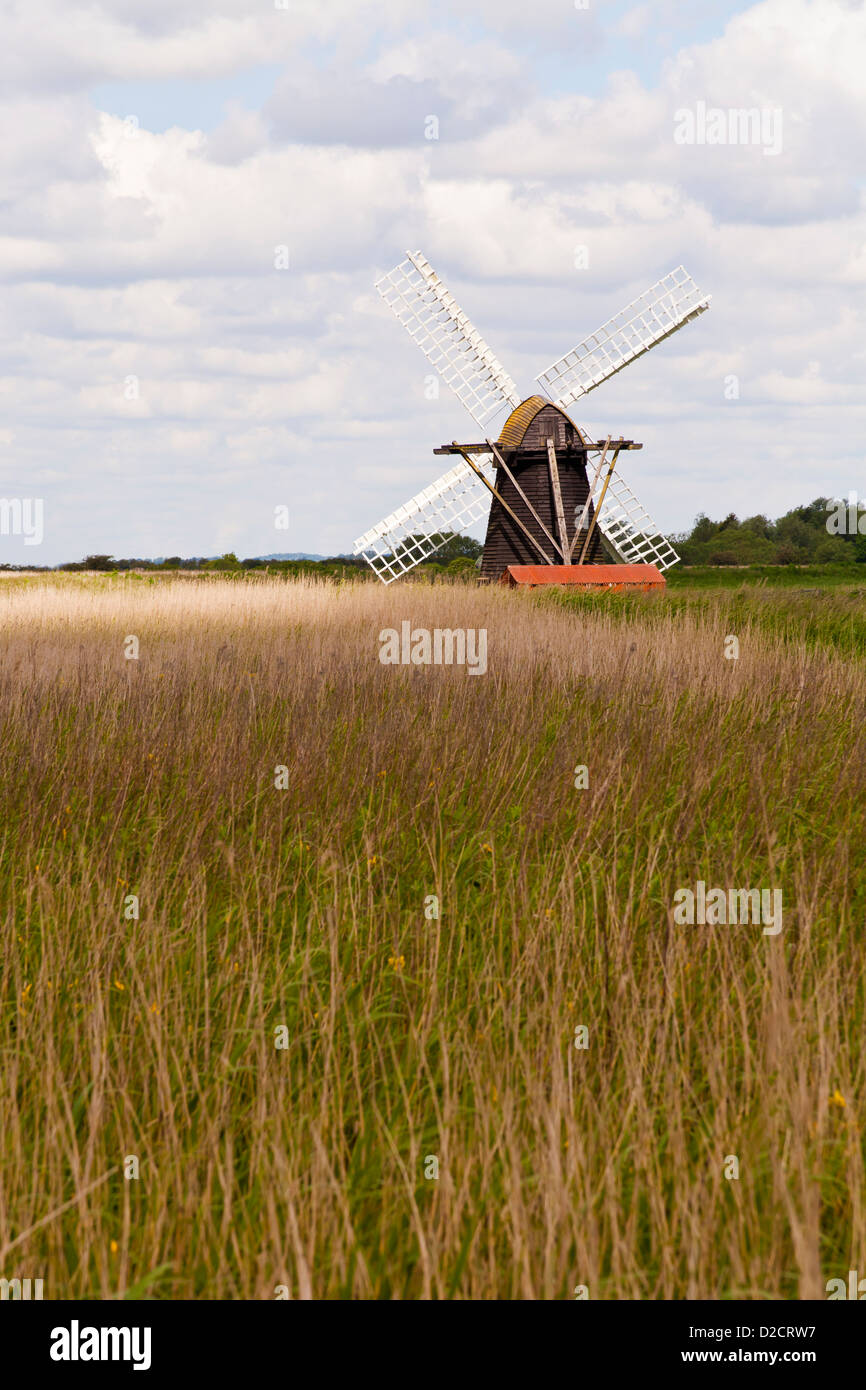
[375,251,521,430]
[356,253,710,582]
[353,453,494,584]
[536,266,710,409]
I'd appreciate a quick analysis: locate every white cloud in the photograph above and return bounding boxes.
[616,5,653,41]
[0,0,864,564]
[0,0,419,92]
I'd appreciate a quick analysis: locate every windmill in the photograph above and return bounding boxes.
[354,252,710,587]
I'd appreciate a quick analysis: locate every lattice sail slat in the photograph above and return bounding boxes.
[537,266,710,409]
[376,252,521,429]
[594,465,680,571]
[354,454,494,584]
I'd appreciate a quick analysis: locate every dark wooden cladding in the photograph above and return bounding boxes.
[437,397,636,583]
[480,445,604,579]
[480,403,608,581]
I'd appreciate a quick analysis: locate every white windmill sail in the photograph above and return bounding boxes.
[593,465,680,571]
[357,258,709,582]
[536,266,710,410]
[535,267,710,571]
[376,251,521,429]
[354,453,495,584]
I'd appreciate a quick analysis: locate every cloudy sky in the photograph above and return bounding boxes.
[1,0,864,564]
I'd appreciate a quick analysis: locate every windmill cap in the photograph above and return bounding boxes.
[498,396,573,449]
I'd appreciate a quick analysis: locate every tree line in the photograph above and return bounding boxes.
[3,502,864,573]
[673,497,866,566]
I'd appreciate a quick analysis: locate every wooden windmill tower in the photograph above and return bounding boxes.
[355,252,710,588]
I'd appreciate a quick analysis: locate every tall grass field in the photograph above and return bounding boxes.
[1,573,864,1299]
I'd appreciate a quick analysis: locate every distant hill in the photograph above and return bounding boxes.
[256,553,326,561]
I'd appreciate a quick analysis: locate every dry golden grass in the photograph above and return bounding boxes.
[0,573,864,1299]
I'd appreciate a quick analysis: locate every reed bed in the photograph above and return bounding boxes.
[0,574,863,1299]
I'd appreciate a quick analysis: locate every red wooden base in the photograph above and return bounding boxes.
[499,564,665,591]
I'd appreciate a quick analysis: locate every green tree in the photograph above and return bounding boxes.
[205,552,242,571]
[691,513,717,543]
[741,514,772,539]
[408,532,483,563]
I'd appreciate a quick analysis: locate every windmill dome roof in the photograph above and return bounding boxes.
[497,395,575,449]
